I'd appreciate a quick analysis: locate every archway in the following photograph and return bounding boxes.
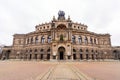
[5,50,11,59]
[57,24,66,29]
[47,49,50,60]
[58,47,65,60]
[73,49,76,60]
[29,54,32,60]
[80,49,83,60]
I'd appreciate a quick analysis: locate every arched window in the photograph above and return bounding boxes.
[35,36,38,43]
[78,36,82,44]
[90,37,93,44]
[84,36,88,44]
[31,37,33,44]
[34,49,37,52]
[72,35,76,43]
[40,49,44,52]
[41,36,45,43]
[48,35,51,43]
[95,50,97,53]
[113,50,117,53]
[73,49,76,52]
[47,48,50,52]
[80,49,83,52]
[86,49,89,52]
[91,50,94,53]
[30,49,32,52]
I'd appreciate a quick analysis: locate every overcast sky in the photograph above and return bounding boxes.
[0,0,120,46]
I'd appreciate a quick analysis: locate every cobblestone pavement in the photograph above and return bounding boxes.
[0,61,120,80]
[75,61,120,80]
[0,61,53,80]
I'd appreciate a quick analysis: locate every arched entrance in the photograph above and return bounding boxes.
[5,50,11,59]
[58,47,65,60]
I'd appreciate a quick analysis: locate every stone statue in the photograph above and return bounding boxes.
[58,10,65,20]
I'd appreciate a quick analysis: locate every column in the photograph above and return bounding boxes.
[32,36,35,44]
[76,35,78,44]
[89,53,92,59]
[87,36,90,45]
[82,35,85,45]
[32,53,35,59]
[39,35,41,43]
[82,49,86,60]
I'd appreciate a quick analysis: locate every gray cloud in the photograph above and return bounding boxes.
[0,0,120,46]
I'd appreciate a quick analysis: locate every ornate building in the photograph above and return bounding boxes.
[1,11,120,60]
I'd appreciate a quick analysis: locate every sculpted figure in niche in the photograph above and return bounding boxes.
[60,34,64,41]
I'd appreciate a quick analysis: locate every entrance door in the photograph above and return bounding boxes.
[80,54,83,60]
[40,54,43,59]
[6,50,11,59]
[92,54,94,60]
[73,54,76,60]
[58,47,65,60]
[60,52,64,60]
[86,54,89,60]
[29,54,32,60]
[35,54,37,59]
[47,54,50,60]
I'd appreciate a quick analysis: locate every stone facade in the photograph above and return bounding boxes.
[1,11,120,60]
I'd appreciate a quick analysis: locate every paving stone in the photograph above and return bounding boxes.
[0,61,120,80]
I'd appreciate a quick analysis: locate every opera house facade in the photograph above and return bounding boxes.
[1,11,120,60]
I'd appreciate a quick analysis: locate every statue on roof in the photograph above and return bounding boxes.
[58,10,65,20]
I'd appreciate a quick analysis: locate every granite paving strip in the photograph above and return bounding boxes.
[35,64,57,80]
[69,65,93,80]
[37,63,93,80]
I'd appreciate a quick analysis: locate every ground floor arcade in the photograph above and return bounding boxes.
[9,52,112,61]
[1,46,118,60]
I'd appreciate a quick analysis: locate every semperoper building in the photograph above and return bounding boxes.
[1,11,120,60]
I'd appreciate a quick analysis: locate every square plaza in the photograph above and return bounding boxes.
[0,61,120,80]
